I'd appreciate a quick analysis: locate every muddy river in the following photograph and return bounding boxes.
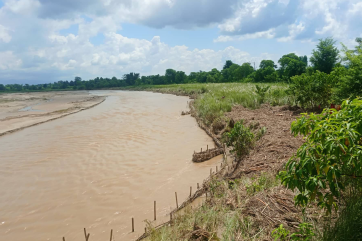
[0,91,222,241]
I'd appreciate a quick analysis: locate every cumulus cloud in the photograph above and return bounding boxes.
[0,51,22,70]
[0,24,12,43]
[216,0,362,42]
[0,0,361,84]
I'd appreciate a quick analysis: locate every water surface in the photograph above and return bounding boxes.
[0,91,222,241]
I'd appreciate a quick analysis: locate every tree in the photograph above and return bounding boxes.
[254,60,278,82]
[74,76,82,83]
[223,60,234,70]
[310,37,339,74]
[0,84,6,91]
[123,72,140,85]
[165,69,176,84]
[299,55,308,66]
[234,63,254,80]
[259,60,277,69]
[333,40,362,102]
[278,53,307,80]
[175,71,186,84]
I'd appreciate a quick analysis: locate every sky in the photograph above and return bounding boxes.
[0,0,361,84]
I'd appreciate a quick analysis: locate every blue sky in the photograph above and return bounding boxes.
[0,0,361,84]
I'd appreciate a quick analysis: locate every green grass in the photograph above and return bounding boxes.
[144,173,279,241]
[322,195,362,241]
[125,83,292,126]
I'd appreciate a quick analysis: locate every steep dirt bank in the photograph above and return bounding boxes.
[0,91,105,136]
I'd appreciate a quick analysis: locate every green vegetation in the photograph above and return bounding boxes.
[224,120,255,161]
[279,98,362,213]
[144,173,279,241]
[272,223,315,241]
[322,196,362,241]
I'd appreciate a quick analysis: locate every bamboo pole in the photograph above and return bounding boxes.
[84,228,90,241]
[190,186,192,197]
[132,218,134,232]
[63,238,65,241]
[154,201,156,221]
[110,229,113,241]
[197,183,199,189]
[175,192,178,208]
[216,166,218,172]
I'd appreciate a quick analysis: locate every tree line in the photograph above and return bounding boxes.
[0,37,359,94]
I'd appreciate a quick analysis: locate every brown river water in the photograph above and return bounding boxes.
[0,91,222,241]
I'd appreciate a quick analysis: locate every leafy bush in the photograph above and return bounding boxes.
[332,44,362,103]
[255,84,270,103]
[278,98,362,213]
[272,224,290,241]
[224,120,255,161]
[287,71,332,109]
[272,223,315,241]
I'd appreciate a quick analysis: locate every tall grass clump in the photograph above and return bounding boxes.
[322,195,362,241]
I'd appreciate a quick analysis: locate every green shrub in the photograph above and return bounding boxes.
[287,71,332,109]
[272,223,315,241]
[332,44,362,103]
[224,120,255,161]
[278,98,362,213]
[272,224,290,241]
[255,84,271,103]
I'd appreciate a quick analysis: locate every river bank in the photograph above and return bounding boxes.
[121,83,336,240]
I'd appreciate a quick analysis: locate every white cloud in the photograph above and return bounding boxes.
[0,24,12,43]
[0,0,361,84]
[214,29,276,42]
[0,51,22,70]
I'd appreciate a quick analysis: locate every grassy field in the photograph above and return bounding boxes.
[124,83,292,126]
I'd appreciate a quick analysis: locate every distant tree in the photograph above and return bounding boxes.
[165,69,177,84]
[223,60,234,70]
[234,63,254,80]
[74,76,82,82]
[310,37,339,74]
[123,72,140,85]
[259,60,277,69]
[253,60,278,82]
[175,71,187,84]
[0,84,5,91]
[278,53,307,80]
[299,55,308,66]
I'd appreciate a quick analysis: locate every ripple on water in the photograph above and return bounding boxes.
[0,91,222,241]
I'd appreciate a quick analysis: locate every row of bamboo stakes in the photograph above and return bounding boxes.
[62,157,229,240]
